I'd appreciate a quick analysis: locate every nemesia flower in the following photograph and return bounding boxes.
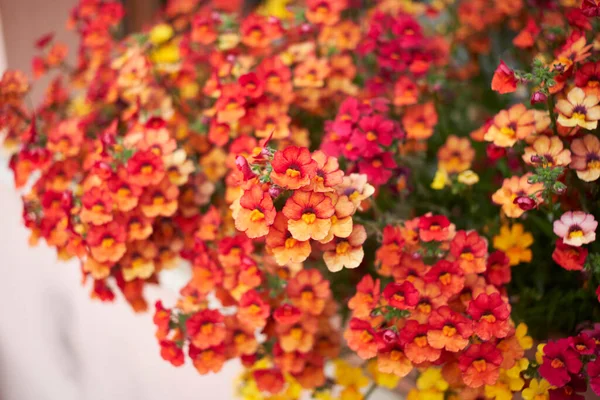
[575,61,600,96]
[491,61,517,94]
[270,146,318,190]
[344,318,378,359]
[570,134,600,182]
[522,378,551,400]
[458,343,503,388]
[437,135,475,174]
[306,150,343,192]
[538,339,583,387]
[523,136,571,167]
[382,281,419,310]
[556,87,600,130]
[427,306,473,352]
[588,357,600,396]
[425,260,464,299]
[548,374,587,400]
[237,290,270,330]
[305,0,346,26]
[493,224,533,266]
[491,175,543,218]
[186,309,226,350]
[348,275,380,319]
[419,214,456,242]
[450,230,487,274]
[189,344,226,375]
[467,292,511,340]
[322,224,366,272]
[400,320,442,364]
[265,214,311,266]
[552,238,588,272]
[553,211,597,247]
[485,251,512,287]
[286,269,330,315]
[233,186,276,239]
[403,102,438,140]
[282,191,334,241]
[484,104,535,147]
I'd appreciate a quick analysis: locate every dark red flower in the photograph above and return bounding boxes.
[568,334,596,355]
[539,339,583,387]
[587,357,600,396]
[548,373,587,400]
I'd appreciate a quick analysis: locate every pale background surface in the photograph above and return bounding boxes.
[0,1,397,399]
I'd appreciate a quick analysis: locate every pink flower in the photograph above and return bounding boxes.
[553,211,597,247]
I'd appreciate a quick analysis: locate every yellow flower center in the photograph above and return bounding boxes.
[588,160,600,169]
[417,303,431,314]
[443,325,457,337]
[153,195,165,205]
[473,359,487,372]
[366,131,377,141]
[101,237,114,248]
[286,168,301,178]
[439,272,452,285]
[336,241,351,255]
[284,237,297,249]
[569,229,584,239]
[331,215,338,224]
[372,160,382,168]
[551,358,564,369]
[91,204,105,213]
[248,303,262,314]
[360,330,373,343]
[117,187,130,197]
[481,313,497,323]
[290,328,303,340]
[250,209,265,222]
[302,213,317,224]
[572,112,586,121]
[141,165,154,174]
[301,290,314,301]
[390,350,402,361]
[500,126,516,138]
[201,323,214,335]
[460,252,474,261]
[349,190,360,201]
[414,335,428,348]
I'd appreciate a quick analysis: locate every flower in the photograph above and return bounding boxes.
[403,102,438,140]
[286,269,330,315]
[570,134,600,182]
[492,175,543,218]
[400,320,442,364]
[553,211,597,247]
[484,104,535,147]
[556,87,600,130]
[237,290,270,330]
[523,136,571,167]
[493,224,533,266]
[522,378,551,400]
[265,214,312,265]
[186,309,226,350]
[383,281,419,310]
[458,342,503,388]
[419,214,455,242]
[450,230,487,274]
[270,146,318,190]
[538,339,583,387]
[467,292,511,341]
[427,306,473,352]
[322,224,366,272]
[233,186,277,239]
[457,170,479,185]
[344,318,378,359]
[588,357,600,396]
[282,191,335,241]
[431,168,449,190]
[491,61,517,94]
[437,135,475,173]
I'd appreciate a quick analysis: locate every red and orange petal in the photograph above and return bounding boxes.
[322,224,366,272]
[159,340,185,367]
[450,230,488,274]
[266,214,312,266]
[458,343,503,388]
[237,290,270,330]
[287,269,330,315]
[377,346,413,377]
[400,320,442,364]
[283,191,334,241]
[234,186,276,238]
[271,146,318,190]
[188,344,226,375]
[185,309,226,350]
[344,318,378,359]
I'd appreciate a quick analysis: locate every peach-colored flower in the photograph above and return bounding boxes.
[484,104,535,147]
[570,134,600,181]
[437,135,475,173]
[556,87,600,130]
[491,174,543,218]
[522,136,571,167]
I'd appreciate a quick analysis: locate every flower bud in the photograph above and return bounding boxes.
[235,155,256,181]
[530,91,547,105]
[268,186,282,198]
[382,329,398,344]
[486,144,506,162]
[530,155,543,164]
[513,195,536,211]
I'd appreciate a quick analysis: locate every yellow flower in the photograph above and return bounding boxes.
[151,44,180,64]
[340,386,364,400]
[522,378,551,400]
[367,360,400,389]
[259,0,292,19]
[431,169,449,190]
[458,170,479,185]
[333,359,369,389]
[515,323,533,351]
[535,343,546,365]
[417,368,448,392]
[149,24,174,45]
[493,224,534,266]
[314,390,335,400]
[484,359,528,400]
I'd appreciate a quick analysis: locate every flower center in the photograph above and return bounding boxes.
[473,359,487,372]
[460,252,474,261]
[417,302,431,314]
[360,330,373,343]
[414,335,428,348]
[101,237,115,248]
[442,325,457,337]
[141,164,154,174]
[481,313,496,323]
[286,168,301,178]
[500,126,516,138]
[366,131,377,141]
[284,237,297,249]
[250,209,265,222]
[302,213,317,224]
[390,350,402,361]
[588,160,600,169]
[568,228,584,239]
[439,272,452,285]
[551,358,564,369]
[336,241,351,255]
[201,323,214,335]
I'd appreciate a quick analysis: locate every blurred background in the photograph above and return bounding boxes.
[0,1,240,399]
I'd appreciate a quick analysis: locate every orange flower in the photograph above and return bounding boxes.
[47,118,84,157]
[348,275,380,319]
[253,368,285,394]
[189,344,226,375]
[393,77,419,106]
[233,186,276,238]
[119,212,153,242]
[437,135,475,173]
[458,343,503,388]
[449,230,488,274]
[121,241,157,281]
[277,317,317,353]
[377,344,413,377]
[402,102,438,140]
[554,34,592,71]
[484,104,535,147]
[271,146,318,190]
[425,260,465,300]
[265,214,311,266]
[322,224,366,272]
[253,102,290,140]
[214,84,246,124]
[491,61,517,94]
[186,309,226,350]
[80,186,113,225]
[108,174,142,212]
[237,290,270,330]
[240,15,282,48]
[400,320,442,364]
[282,191,334,241]
[522,136,571,167]
[140,178,179,218]
[344,318,378,359]
[293,58,330,88]
[86,221,127,263]
[491,174,543,218]
[287,269,330,315]
[427,306,473,352]
[126,150,165,187]
[305,0,346,26]
[306,150,344,193]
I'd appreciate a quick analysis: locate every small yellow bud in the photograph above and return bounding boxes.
[149,24,174,45]
[457,170,479,185]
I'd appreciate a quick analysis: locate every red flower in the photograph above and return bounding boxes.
[582,0,600,18]
[186,309,226,350]
[399,320,441,364]
[491,60,517,94]
[237,290,270,330]
[270,146,318,190]
[348,275,380,319]
[548,374,587,400]
[467,292,511,340]
[450,230,487,274]
[425,260,464,299]
[539,339,583,387]
[552,239,588,271]
[588,357,600,396]
[357,152,397,186]
[126,150,165,187]
[485,251,511,287]
[458,342,503,388]
[188,344,226,375]
[382,281,419,310]
[418,214,455,242]
[253,368,285,394]
[153,300,171,340]
[427,306,473,352]
[159,340,184,367]
[273,304,302,326]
